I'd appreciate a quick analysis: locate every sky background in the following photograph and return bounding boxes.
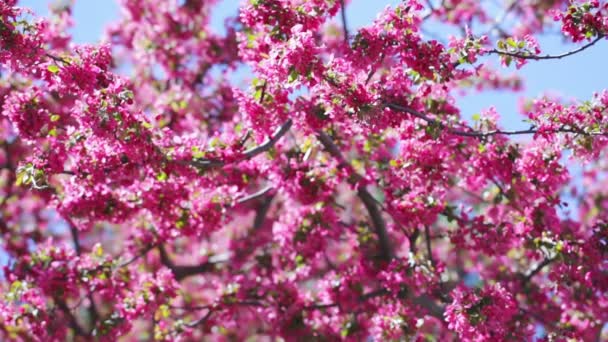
[19,0,608,132]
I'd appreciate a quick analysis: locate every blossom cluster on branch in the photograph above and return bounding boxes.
[0,0,607,341]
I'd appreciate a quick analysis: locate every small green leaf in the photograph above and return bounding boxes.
[47,64,60,74]
[506,37,517,48]
[288,67,298,83]
[156,171,168,182]
[50,114,60,122]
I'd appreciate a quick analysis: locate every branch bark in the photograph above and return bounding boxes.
[386,102,608,138]
[190,119,293,168]
[339,0,349,45]
[489,35,604,61]
[316,131,393,262]
[54,297,87,337]
[158,245,216,281]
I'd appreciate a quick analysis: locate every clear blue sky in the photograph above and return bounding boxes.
[20,0,608,132]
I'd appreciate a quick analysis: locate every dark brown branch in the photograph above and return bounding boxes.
[253,194,274,229]
[158,245,216,281]
[54,298,87,337]
[304,288,388,310]
[190,119,293,168]
[236,186,274,204]
[117,244,157,269]
[522,257,556,283]
[316,131,393,261]
[425,225,435,268]
[65,217,82,256]
[304,288,444,319]
[186,308,215,328]
[339,0,349,45]
[45,52,71,65]
[357,188,393,261]
[488,35,604,60]
[408,228,420,254]
[385,102,608,138]
[87,293,99,329]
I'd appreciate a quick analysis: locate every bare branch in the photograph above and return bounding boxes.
[316,131,393,261]
[253,194,274,229]
[190,119,293,168]
[236,186,274,204]
[158,245,217,281]
[522,257,556,283]
[385,102,608,138]
[117,244,156,269]
[488,35,604,61]
[54,298,87,337]
[425,225,435,269]
[340,0,349,45]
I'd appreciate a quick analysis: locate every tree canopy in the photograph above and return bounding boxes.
[0,0,607,340]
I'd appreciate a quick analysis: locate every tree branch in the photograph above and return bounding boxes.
[424,225,435,269]
[340,0,349,45]
[253,194,274,229]
[190,119,293,169]
[316,131,393,261]
[522,257,556,283]
[158,245,216,281]
[385,102,608,138]
[236,186,274,204]
[488,35,604,60]
[54,297,87,337]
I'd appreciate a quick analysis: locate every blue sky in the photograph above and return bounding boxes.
[20,0,608,132]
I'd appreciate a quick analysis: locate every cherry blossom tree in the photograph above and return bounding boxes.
[1,0,607,340]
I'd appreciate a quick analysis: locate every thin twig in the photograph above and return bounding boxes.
[522,257,556,283]
[339,0,349,45]
[425,225,435,268]
[190,119,293,168]
[236,186,274,204]
[488,35,604,60]
[385,102,608,138]
[158,245,216,281]
[117,244,156,268]
[45,52,71,65]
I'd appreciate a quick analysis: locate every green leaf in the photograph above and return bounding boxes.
[47,64,60,74]
[191,146,206,159]
[156,171,168,182]
[288,67,298,83]
[506,37,517,48]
